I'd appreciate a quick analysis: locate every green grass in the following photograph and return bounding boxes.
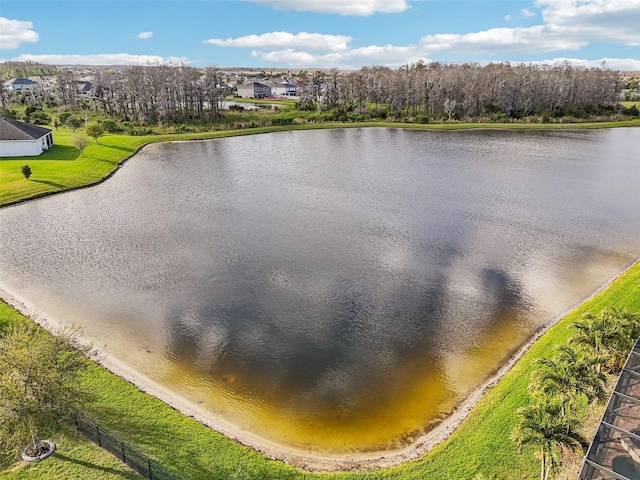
[1,262,638,479]
[0,426,139,480]
[226,96,297,106]
[3,119,639,208]
[621,101,640,108]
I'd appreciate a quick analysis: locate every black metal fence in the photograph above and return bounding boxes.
[74,415,178,480]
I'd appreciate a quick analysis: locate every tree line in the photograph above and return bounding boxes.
[307,61,623,121]
[0,61,632,128]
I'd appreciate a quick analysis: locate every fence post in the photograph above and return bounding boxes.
[96,425,102,448]
[148,459,153,480]
[121,443,126,463]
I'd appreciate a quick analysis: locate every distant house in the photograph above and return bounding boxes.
[4,78,37,92]
[236,81,271,99]
[74,80,93,98]
[0,118,54,157]
[271,81,298,97]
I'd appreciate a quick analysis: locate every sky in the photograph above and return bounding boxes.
[0,0,639,71]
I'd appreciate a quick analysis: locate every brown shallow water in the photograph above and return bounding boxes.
[1,127,639,453]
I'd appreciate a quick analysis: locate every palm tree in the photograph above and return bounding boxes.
[608,307,640,371]
[510,399,588,480]
[571,309,625,373]
[530,345,607,416]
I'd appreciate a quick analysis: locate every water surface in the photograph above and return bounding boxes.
[1,127,639,453]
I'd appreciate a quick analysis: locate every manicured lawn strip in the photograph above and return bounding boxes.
[226,96,297,106]
[2,263,638,479]
[0,425,139,480]
[2,119,639,208]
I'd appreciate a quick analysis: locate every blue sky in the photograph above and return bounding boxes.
[1,0,639,70]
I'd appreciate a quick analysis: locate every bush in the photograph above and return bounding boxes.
[295,97,316,111]
[21,165,31,180]
[100,119,120,133]
[58,111,72,124]
[271,115,295,125]
[65,117,83,132]
[29,110,50,125]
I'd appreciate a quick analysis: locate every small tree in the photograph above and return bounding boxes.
[571,308,628,373]
[84,121,105,144]
[510,399,588,480]
[58,111,71,124]
[71,133,90,157]
[0,323,95,462]
[530,345,607,416]
[21,165,32,180]
[65,116,83,132]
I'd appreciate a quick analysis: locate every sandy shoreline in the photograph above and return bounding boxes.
[0,259,637,472]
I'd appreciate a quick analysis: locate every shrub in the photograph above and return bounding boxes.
[21,165,31,180]
[29,110,50,125]
[65,117,83,132]
[100,119,120,133]
[58,111,72,124]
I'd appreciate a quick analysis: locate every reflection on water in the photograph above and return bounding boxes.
[1,128,639,453]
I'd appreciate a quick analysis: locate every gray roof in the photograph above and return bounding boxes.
[9,78,37,85]
[74,80,93,92]
[0,117,52,141]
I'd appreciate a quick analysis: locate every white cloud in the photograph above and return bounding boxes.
[243,0,409,16]
[521,8,536,18]
[419,26,586,54]
[205,31,351,52]
[3,53,191,66]
[253,43,640,71]
[136,31,153,40]
[538,0,640,46]
[0,17,39,50]
[525,57,640,71]
[416,0,640,55]
[259,45,427,69]
[504,14,512,21]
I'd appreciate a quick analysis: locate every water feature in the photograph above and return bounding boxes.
[1,127,639,454]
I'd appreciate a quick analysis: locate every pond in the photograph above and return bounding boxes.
[1,127,639,454]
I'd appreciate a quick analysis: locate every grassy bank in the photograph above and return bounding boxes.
[2,119,639,207]
[2,262,638,479]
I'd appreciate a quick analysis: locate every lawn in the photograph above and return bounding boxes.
[621,100,640,108]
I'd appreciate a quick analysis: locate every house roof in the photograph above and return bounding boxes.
[9,78,37,85]
[0,117,52,141]
[74,80,93,92]
[237,81,269,89]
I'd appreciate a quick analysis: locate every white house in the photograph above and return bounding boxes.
[74,80,93,98]
[4,78,38,92]
[0,118,54,157]
[236,81,271,99]
[271,81,297,97]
